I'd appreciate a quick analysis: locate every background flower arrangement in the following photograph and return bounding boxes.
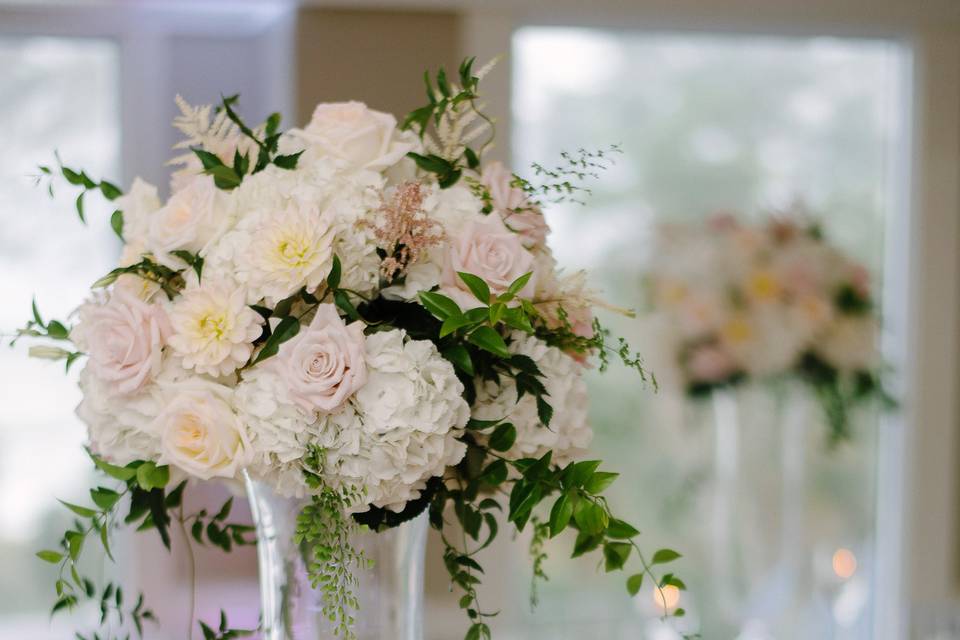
[644,211,890,443]
[15,58,691,640]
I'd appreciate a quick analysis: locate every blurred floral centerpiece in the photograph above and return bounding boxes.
[645,212,889,443]
[17,59,691,640]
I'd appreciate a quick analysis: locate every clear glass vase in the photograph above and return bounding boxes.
[244,472,429,640]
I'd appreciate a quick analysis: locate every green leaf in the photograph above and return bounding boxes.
[136,462,170,490]
[502,272,533,301]
[651,548,682,565]
[334,290,360,322]
[606,518,640,539]
[192,148,225,170]
[92,456,136,482]
[571,531,603,558]
[674,607,686,617]
[626,573,644,596]
[585,471,619,494]
[46,320,69,339]
[90,487,120,510]
[457,272,491,304]
[480,459,507,486]
[418,290,461,320]
[99,181,122,200]
[214,497,233,521]
[36,550,63,564]
[253,316,300,364]
[59,500,97,518]
[660,573,687,590]
[467,326,510,358]
[536,396,553,427]
[75,192,86,223]
[603,541,632,572]
[441,345,474,376]
[487,422,517,452]
[569,460,602,488]
[273,150,303,169]
[327,255,342,290]
[573,499,608,536]
[465,418,501,431]
[548,492,574,537]
[31,297,44,327]
[110,209,124,239]
[440,313,478,338]
[61,166,84,185]
[65,530,84,561]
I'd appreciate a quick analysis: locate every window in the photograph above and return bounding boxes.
[0,37,120,638]
[507,28,905,638]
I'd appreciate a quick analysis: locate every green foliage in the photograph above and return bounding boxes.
[511,145,623,207]
[296,446,369,640]
[39,451,256,639]
[35,153,125,235]
[91,257,183,299]
[199,610,256,639]
[194,94,303,191]
[402,57,496,189]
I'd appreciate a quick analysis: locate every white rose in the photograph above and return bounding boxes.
[268,304,367,413]
[147,174,227,268]
[155,379,252,480]
[72,289,172,394]
[114,177,161,246]
[295,101,413,170]
[441,215,537,308]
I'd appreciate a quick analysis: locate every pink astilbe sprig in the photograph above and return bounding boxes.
[372,182,445,282]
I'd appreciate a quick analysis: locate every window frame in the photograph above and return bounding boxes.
[461,3,960,638]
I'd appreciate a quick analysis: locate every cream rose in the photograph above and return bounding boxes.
[481,161,548,248]
[268,304,367,413]
[441,215,537,308]
[155,380,252,480]
[296,101,411,170]
[72,289,172,395]
[147,174,223,268]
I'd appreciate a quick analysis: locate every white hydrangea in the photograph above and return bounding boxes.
[235,369,316,467]
[472,331,592,464]
[314,329,469,512]
[77,365,164,465]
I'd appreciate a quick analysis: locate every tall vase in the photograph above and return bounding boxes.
[708,382,814,637]
[244,472,429,640]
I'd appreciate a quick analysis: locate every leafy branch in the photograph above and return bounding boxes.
[192,95,303,191]
[295,446,369,640]
[35,152,124,238]
[512,145,623,206]
[403,57,497,189]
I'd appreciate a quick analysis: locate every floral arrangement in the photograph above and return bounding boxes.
[17,59,692,640]
[645,211,889,443]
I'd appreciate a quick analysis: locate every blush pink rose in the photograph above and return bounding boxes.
[441,215,537,308]
[480,161,549,248]
[270,304,367,413]
[686,343,737,383]
[73,288,172,394]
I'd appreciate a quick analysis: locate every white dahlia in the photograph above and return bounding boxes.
[314,329,469,512]
[217,201,335,305]
[472,331,592,464]
[167,282,264,376]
